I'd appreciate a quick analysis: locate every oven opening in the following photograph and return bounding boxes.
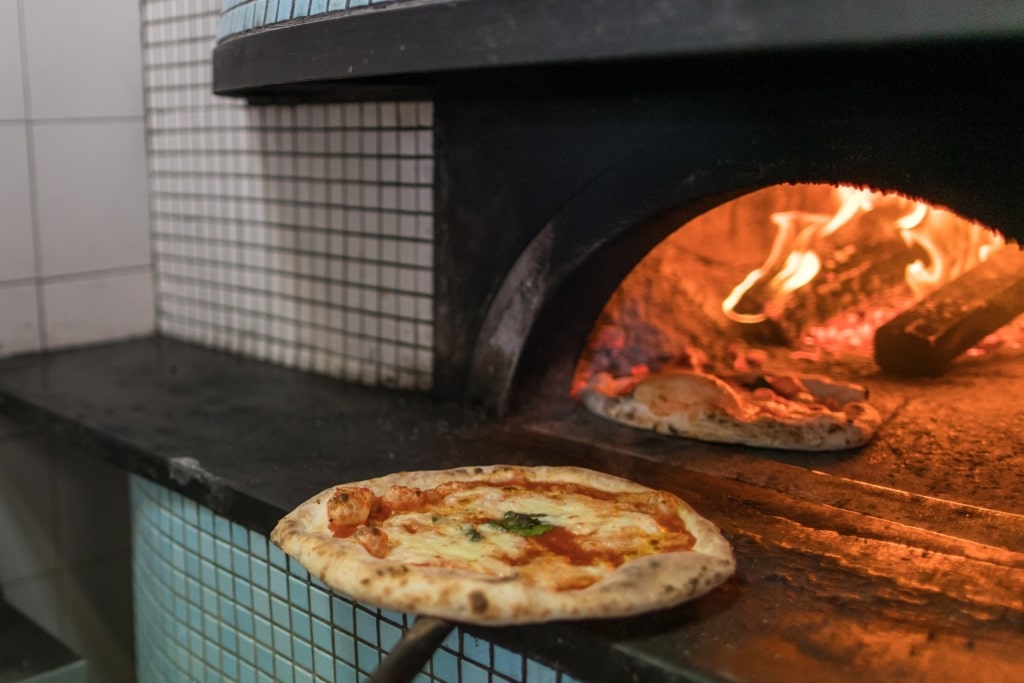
[571,183,1024,451]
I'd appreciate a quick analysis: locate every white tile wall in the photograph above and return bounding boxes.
[0,0,24,121]
[34,122,151,278]
[0,2,150,681]
[0,0,155,359]
[0,284,40,356]
[0,124,35,281]
[145,0,436,391]
[22,0,145,119]
[43,271,155,348]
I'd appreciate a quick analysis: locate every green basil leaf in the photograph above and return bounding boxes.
[486,511,555,537]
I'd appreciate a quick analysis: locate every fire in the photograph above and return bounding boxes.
[722,186,1006,324]
[573,183,1023,395]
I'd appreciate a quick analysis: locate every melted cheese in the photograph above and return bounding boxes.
[370,482,695,591]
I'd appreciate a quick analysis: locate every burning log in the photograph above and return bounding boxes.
[733,233,925,345]
[874,246,1024,376]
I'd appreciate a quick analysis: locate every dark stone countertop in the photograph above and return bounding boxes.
[0,336,716,682]
[2,336,1022,683]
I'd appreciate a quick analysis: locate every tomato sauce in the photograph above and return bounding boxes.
[331,523,358,538]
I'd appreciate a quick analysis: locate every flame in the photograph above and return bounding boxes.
[723,186,1005,323]
[896,202,1004,299]
[572,182,1019,395]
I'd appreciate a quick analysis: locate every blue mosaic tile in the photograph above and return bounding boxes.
[249,529,268,560]
[200,532,215,562]
[234,576,253,607]
[334,660,356,682]
[233,547,251,579]
[237,606,255,636]
[380,621,403,651]
[431,649,458,682]
[254,615,273,648]
[251,556,269,587]
[221,626,238,653]
[294,638,314,670]
[220,596,237,626]
[355,608,378,644]
[238,632,256,661]
[331,596,354,631]
[357,640,380,670]
[333,629,356,663]
[289,575,310,610]
[217,566,234,596]
[314,647,334,679]
[269,543,289,570]
[309,585,331,621]
[215,515,231,541]
[526,659,559,683]
[494,645,524,679]
[271,596,291,626]
[273,624,294,659]
[312,616,333,650]
[462,659,490,683]
[255,643,274,675]
[216,538,233,568]
[253,0,269,28]
[198,506,214,533]
[463,633,490,666]
[131,473,568,683]
[291,607,312,640]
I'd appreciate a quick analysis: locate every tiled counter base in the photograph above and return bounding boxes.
[131,476,578,683]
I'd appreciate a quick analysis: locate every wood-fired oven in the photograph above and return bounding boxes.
[215,6,1024,680]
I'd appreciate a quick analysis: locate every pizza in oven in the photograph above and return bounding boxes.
[271,465,735,624]
[581,370,881,451]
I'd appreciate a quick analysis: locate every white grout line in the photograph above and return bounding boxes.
[14,0,47,351]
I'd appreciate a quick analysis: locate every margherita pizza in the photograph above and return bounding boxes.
[271,465,735,624]
[581,370,881,451]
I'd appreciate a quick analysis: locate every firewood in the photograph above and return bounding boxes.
[874,245,1024,376]
[736,233,924,344]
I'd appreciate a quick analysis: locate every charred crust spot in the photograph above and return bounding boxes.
[468,591,489,614]
[473,467,484,474]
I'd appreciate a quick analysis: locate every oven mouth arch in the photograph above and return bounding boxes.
[464,115,1024,418]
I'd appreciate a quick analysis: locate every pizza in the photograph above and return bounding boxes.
[271,465,735,624]
[581,370,881,451]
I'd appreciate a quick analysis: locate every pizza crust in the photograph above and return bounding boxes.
[271,465,735,625]
[582,371,881,451]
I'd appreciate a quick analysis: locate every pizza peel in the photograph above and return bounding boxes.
[364,615,455,683]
